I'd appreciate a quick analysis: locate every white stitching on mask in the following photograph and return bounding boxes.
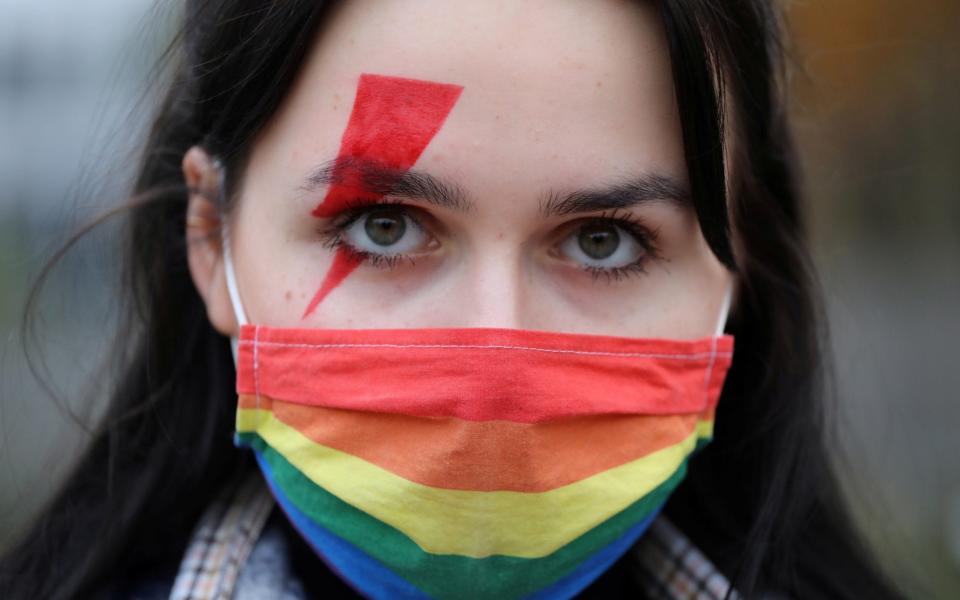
[237,339,732,361]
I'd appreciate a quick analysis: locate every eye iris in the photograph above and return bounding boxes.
[578,223,619,259]
[364,209,406,246]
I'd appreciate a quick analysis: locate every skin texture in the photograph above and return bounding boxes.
[184,0,732,340]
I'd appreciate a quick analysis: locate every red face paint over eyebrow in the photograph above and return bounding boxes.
[302,73,464,319]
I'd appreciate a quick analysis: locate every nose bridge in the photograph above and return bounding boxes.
[456,244,529,329]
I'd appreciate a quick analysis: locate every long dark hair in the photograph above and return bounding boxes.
[1,1,899,598]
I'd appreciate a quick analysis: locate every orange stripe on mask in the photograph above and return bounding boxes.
[238,394,709,493]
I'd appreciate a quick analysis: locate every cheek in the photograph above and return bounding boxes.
[642,214,729,337]
[231,210,327,328]
[302,248,364,318]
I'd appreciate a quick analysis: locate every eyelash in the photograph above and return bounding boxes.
[317,198,426,270]
[316,200,662,282]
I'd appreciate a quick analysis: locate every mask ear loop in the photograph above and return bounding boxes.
[213,158,250,363]
[713,277,734,338]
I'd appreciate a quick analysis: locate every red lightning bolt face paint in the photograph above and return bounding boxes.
[303,74,464,319]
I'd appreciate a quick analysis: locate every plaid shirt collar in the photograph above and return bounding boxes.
[169,472,740,600]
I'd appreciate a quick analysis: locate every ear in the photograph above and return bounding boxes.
[182,145,240,338]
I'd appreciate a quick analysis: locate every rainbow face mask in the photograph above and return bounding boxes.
[222,237,734,599]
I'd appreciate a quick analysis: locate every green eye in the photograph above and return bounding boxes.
[364,208,407,246]
[559,216,655,280]
[577,223,620,260]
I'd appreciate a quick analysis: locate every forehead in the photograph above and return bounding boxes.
[254,0,685,192]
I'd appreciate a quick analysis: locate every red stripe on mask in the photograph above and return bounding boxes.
[236,324,734,422]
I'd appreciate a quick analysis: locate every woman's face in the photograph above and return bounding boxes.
[187,0,731,339]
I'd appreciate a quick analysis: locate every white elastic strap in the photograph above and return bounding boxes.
[222,224,249,329]
[222,222,249,363]
[215,160,249,363]
[713,278,734,337]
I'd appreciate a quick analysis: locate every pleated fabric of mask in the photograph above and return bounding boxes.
[233,324,733,599]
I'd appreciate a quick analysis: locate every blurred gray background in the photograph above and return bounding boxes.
[1,1,957,597]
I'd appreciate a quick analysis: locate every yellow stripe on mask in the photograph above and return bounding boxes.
[696,419,714,439]
[237,408,703,559]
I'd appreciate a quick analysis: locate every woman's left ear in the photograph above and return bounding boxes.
[182,145,240,337]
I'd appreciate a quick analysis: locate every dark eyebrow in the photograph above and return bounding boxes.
[300,156,474,213]
[539,174,691,218]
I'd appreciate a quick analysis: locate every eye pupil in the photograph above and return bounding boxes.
[578,223,619,259]
[364,208,406,246]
